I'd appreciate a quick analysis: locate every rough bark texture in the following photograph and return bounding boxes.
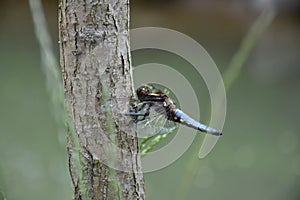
[58,0,145,199]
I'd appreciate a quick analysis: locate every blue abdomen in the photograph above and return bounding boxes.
[173,109,222,136]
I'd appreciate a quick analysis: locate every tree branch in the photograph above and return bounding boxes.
[59,0,145,199]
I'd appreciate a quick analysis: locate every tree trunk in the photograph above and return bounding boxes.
[58,0,145,199]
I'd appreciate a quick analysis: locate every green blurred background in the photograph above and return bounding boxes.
[0,0,300,199]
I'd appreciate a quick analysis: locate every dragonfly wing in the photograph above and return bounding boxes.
[136,114,165,137]
[136,103,169,138]
[198,135,220,159]
[101,97,175,138]
[98,97,168,138]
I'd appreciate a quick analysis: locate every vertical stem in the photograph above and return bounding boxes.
[29,0,89,198]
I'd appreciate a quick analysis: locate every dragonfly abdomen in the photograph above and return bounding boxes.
[173,109,222,136]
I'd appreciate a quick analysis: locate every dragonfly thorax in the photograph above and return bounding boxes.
[136,86,151,101]
[136,85,168,103]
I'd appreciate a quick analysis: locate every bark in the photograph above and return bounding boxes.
[58,0,145,199]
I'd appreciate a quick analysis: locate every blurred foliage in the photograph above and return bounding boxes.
[175,9,276,200]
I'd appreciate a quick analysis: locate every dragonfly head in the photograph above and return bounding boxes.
[136,85,152,101]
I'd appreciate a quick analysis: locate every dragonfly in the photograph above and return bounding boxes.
[129,84,222,137]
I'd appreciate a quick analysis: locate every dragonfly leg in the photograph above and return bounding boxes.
[126,112,150,122]
[127,103,152,122]
[129,101,147,113]
[138,103,152,121]
[134,107,151,122]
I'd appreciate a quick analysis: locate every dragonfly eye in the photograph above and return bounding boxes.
[136,86,151,100]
